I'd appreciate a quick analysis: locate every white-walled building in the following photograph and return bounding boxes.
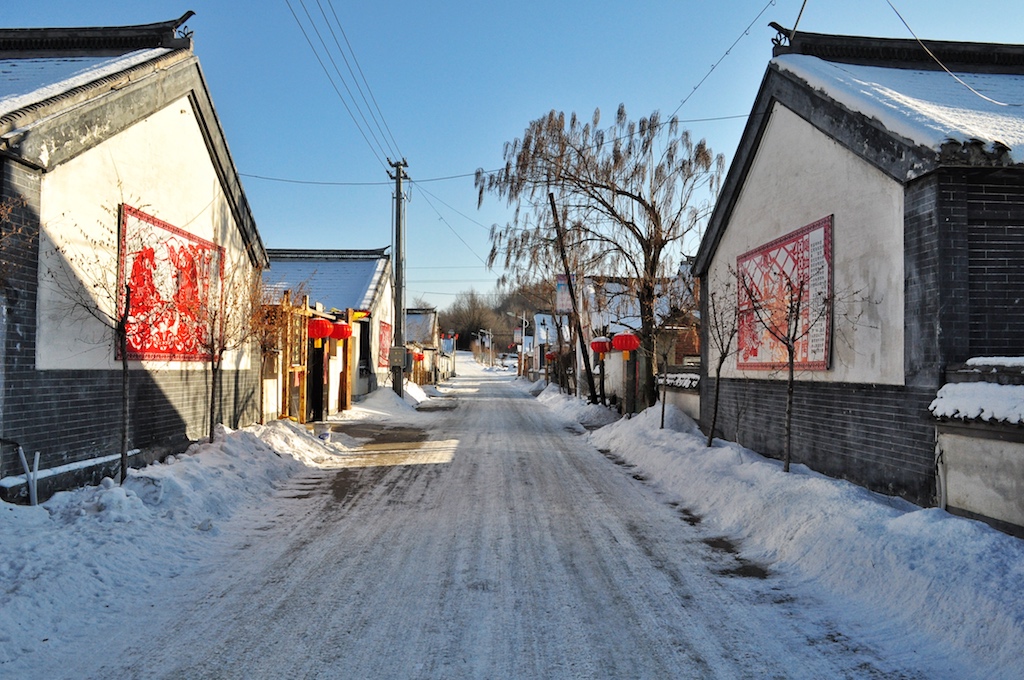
[0,15,268,500]
[695,25,1024,515]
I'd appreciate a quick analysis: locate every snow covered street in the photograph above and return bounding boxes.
[2,356,1022,678]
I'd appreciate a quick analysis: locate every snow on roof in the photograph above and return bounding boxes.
[263,256,388,312]
[0,48,171,118]
[965,356,1024,368]
[930,382,1024,425]
[773,53,1024,163]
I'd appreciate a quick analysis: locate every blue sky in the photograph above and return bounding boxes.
[14,2,1024,308]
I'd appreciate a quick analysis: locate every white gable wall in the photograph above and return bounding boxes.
[707,103,905,386]
[36,95,253,372]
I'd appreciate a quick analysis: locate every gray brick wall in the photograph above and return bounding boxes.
[965,170,1024,356]
[702,377,937,504]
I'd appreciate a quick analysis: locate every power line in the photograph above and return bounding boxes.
[295,0,394,162]
[324,0,405,156]
[415,187,493,269]
[284,0,388,169]
[239,112,755,188]
[671,0,778,118]
[312,0,404,157]
[885,0,1023,107]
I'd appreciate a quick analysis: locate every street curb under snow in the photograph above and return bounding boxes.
[527,381,1024,676]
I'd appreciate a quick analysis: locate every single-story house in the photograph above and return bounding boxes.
[406,306,451,384]
[0,14,268,500]
[695,24,1024,510]
[262,248,394,416]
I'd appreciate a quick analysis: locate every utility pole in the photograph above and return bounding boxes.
[389,158,408,397]
[548,193,598,403]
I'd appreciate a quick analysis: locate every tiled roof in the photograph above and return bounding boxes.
[264,249,391,312]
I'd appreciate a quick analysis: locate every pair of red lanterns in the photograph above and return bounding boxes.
[591,332,640,360]
[308,318,352,348]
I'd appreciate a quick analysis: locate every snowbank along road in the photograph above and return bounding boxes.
[71,365,960,678]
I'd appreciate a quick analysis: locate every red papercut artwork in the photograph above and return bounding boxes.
[378,321,392,368]
[117,205,223,361]
[736,216,833,371]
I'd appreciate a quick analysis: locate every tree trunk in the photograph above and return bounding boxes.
[208,349,224,443]
[638,290,659,408]
[784,342,794,473]
[706,353,727,448]
[117,285,131,484]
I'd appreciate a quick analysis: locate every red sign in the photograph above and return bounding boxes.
[378,321,392,368]
[117,205,223,361]
[736,216,833,371]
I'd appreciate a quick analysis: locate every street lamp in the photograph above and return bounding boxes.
[506,310,530,376]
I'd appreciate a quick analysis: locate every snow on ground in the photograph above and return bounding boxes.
[2,363,1022,676]
[585,404,1024,674]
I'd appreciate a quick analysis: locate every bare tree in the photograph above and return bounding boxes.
[703,272,740,448]
[738,266,831,472]
[41,212,137,483]
[477,104,724,408]
[439,289,501,349]
[191,257,265,442]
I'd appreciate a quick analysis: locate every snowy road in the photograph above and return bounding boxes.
[65,368,944,678]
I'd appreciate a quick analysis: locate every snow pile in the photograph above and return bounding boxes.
[577,404,1024,673]
[529,383,621,431]
[930,382,1024,425]
[402,379,429,406]
[0,423,311,666]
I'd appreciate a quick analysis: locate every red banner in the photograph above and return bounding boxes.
[117,205,223,361]
[378,321,392,368]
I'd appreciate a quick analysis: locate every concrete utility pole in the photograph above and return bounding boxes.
[389,158,408,397]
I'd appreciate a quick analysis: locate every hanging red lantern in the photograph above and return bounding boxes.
[330,322,352,340]
[612,332,641,360]
[308,318,333,348]
[590,336,612,360]
[545,351,558,362]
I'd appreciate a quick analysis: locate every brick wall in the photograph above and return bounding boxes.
[964,170,1024,356]
[702,377,937,504]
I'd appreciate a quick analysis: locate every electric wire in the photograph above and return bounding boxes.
[324,0,405,157]
[885,0,1023,107]
[415,188,494,270]
[294,0,394,162]
[312,0,404,158]
[284,0,389,169]
[670,0,777,119]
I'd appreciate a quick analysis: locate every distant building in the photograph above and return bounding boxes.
[695,25,1024,511]
[0,15,268,500]
[406,307,451,384]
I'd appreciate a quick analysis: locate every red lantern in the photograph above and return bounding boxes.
[308,318,333,348]
[612,332,641,360]
[330,322,352,340]
[590,336,612,360]
[545,351,558,362]
[414,352,425,362]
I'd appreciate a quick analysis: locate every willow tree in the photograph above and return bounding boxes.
[477,105,724,407]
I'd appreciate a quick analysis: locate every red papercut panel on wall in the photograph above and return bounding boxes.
[736,215,833,371]
[378,321,392,368]
[117,205,224,361]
